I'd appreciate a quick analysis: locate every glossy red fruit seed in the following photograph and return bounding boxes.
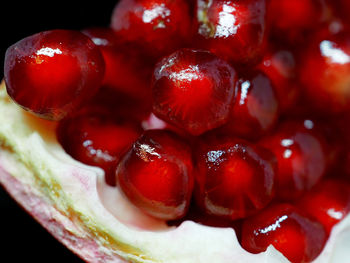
[223,70,279,140]
[258,47,299,112]
[116,130,194,220]
[260,119,328,200]
[111,0,192,58]
[152,48,237,136]
[4,29,105,120]
[268,0,329,44]
[196,0,268,65]
[195,135,276,220]
[299,30,350,114]
[241,203,327,263]
[57,109,142,186]
[82,27,154,100]
[296,179,350,235]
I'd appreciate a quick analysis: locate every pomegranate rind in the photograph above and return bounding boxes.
[0,81,349,263]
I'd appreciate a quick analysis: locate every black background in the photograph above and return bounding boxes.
[0,1,117,262]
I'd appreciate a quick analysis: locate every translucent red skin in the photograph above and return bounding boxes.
[241,203,327,263]
[223,70,279,140]
[268,0,328,45]
[194,135,276,220]
[296,179,350,235]
[4,29,105,120]
[57,109,142,186]
[110,0,192,59]
[299,30,350,114]
[152,48,237,136]
[82,27,154,101]
[116,130,194,220]
[196,0,268,65]
[258,48,299,113]
[260,120,328,201]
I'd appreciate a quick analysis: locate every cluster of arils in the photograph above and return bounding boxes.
[4,0,350,262]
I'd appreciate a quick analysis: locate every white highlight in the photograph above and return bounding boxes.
[320,40,350,65]
[257,215,288,235]
[239,81,250,105]
[142,4,170,24]
[215,4,239,38]
[36,47,62,57]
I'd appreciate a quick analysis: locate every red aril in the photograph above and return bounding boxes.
[110,0,192,58]
[260,119,328,200]
[4,29,105,120]
[196,0,268,65]
[82,27,154,101]
[223,70,279,140]
[195,135,276,220]
[116,130,194,220]
[241,203,327,263]
[258,47,299,112]
[296,179,350,235]
[299,30,350,114]
[57,109,142,186]
[152,48,237,136]
[268,0,329,44]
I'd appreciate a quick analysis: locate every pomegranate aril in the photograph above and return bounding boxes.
[152,48,237,136]
[223,70,279,140]
[195,135,276,220]
[260,119,328,201]
[57,109,142,186]
[299,30,350,114]
[196,0,268,65]
[296,179,350,235]
[82,27,154,101]
[4,29,105,120]
[111,0,192,59]
[268,0,329,45]
[116,130,194,220]
[241,203,327,263]
[258,47,299,112]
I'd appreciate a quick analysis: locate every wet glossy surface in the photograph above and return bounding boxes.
[260,120,328,200]
[241,203,327,263]
[196,0,267,65]
[111,0,192,58]
[4,30,105,120]
[82,27,154,101]
[296,179,350,235]
[116,130,194,220]
[224,70,279,140]
[152,48,237,135]
[299,30,350,114]
[195,135,276,220]
[57,108,142,186]
[258,48,299,112]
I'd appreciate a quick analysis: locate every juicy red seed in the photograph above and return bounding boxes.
[116,130,194,220]
[82,27,154,101]
[299,30,350,114]
[260,119,328,200]
[195,135,276,220]
[268,0,328,44]
[258,48,299,112]
[4,29,105,120]
[296,179,350,235]
[57,110,141,186]
[223,70,279,140]
[152,48,237,136]
[110,0,192,58]
[241,203,327,263]
[196,0,268,65]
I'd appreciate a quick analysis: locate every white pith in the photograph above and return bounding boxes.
[0,82,350,263]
